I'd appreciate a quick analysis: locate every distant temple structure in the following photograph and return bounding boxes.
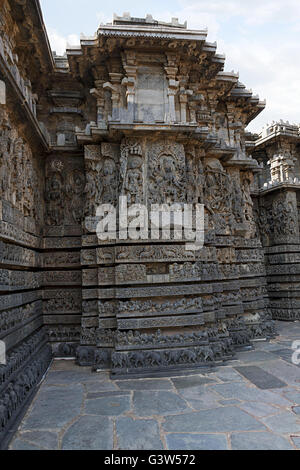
[0,2,300,447]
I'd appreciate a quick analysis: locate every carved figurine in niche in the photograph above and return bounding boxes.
[66,169,85,225]
[0,115,11,199]
[23,153,35,218]
[272,196,297,238]
[45,172,64,226]
[84,160,103,217]
[234,127,246,159]
[11,137,24,208]
[216,113,229,148]
[154,155,183,203]
[120,139,143,203]
[204,159,231,214]
[241,172,257,237]
[196,158,205,204]
[102,158,118,204]
[123,155,143,204]
[186,154,197,204]
[231,176,244,224]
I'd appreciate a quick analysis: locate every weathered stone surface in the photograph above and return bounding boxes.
[235,366,287,389]
[133,391,189,416]
[163,407,267,433]
[84,395,131,416]
[115,379,173,390]
[116,417,163,450]
[261,411,300,434]
[166,433,228,451]
[21,384,84,430]
[230,432,294,450]
[211,382,290,406]
[62,416,113,450]
[171,375,217,389]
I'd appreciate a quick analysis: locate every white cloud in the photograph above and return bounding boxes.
[178,0,300,25]
[47,27,80,55]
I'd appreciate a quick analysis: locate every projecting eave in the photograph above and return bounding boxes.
[254,124,300,148]
[97,23,208,42]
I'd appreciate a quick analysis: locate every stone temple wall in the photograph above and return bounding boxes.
[252,122,300,322]
[76,137,276,378]
[0,0,53,447]
[0,99,51,447]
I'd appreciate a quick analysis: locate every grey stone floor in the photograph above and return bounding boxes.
[9,321,300,450]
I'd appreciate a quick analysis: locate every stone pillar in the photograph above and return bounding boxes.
[90,80,106,127]
[165,56,179,123]
[104,73,123,122]
[0,80,6,105]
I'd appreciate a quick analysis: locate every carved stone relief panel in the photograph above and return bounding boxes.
[147,140,186,205]
[45,156,85,227]
[84,144,119,217]
[120,138,144,205]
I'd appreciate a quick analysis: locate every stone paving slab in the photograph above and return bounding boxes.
[133,390,190,416]
[291,436,300,449]
[20,384,84,430]
[115,379,173,391]
[163,407,267,433]
[9,322,300,450]
[116,417,164,450]
[171,375,217,389]
[165,433,229,451]
[62,416,113,450]
[230,432,294,450]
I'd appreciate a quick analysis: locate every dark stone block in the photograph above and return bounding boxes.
[234,365,287,389]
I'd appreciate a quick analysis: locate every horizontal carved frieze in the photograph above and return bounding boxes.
[95,245,217,265]
[0,241,39,268]
[117,313,205,330]
[118,296,203,318]
[0,269,41,291]
[236,249,265,263]
[0,290,41,312]
[96,283,215,300]
[42,271,82,286]
[43,289,82,314]
[43,252,81,268]
[47,325,81,342]
[0,301,42,339]
[0,220,41,248]
[267,253,300,264]
[43,237,82,249]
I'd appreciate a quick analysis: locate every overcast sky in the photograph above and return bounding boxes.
[40,0,300,132]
